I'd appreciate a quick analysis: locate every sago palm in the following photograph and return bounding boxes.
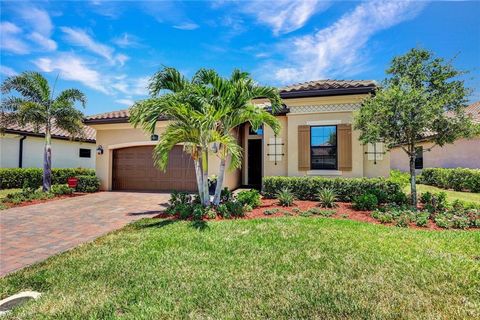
[1,72,86,191]
[193,69,282,205]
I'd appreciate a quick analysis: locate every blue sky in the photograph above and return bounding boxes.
[1,0,479,116]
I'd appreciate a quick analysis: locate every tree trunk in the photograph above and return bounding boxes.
[193,158,204,204]
[202,150,210,206]
[42,128,52,192]
[213,157,226,205]
[409,153,417,209]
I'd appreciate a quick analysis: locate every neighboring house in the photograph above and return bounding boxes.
[390,101,480,171]
[84,80,391,192]
[0,123,96,169]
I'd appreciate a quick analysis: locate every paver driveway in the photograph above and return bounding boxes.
[0,192,170,277]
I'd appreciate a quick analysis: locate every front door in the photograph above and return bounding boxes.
[247,139,262,188]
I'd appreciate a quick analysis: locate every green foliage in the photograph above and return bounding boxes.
[317,188,337,208]
[263,208,280,216]
[420,168,480,192]
[243,204,253,212]
[169,191,192,207]
[276,187,295,207]
[389,170,410,188]
[306,207,336,217]
[263,176,404,204]
[236,189,261,208]
[220,187,233,203]
[75,175,101,193]
[216,204,230,219]
[0,168,95,189]
[420,191,448,213]
[352,194,378,211]
[225,201,245,217]
[50,184,74,196]
[1,189,54,206]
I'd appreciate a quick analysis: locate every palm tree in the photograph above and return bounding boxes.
[192,69,282,205]
[1,72,87,191]
[129,68,242,206]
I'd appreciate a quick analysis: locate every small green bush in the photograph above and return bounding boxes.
[0,168,95,189]
[220,187,233,203]
[216,204,230,218]
[225,201,245,217]
[276,188,295,207]
[264,208,279,215]
[420,191,448,213]
[76,175,101,193]
[236,189,261,208]
[263,176,404,204]
[420,168,480,192]
[352,193,378,211]
[389,170,410,188]
[317,188,337,208]
[50,184,74,195]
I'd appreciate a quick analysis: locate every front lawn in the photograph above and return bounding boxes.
[1,218,479,319]
[406,184,480,204]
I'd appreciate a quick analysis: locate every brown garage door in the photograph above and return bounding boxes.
[113,145,197,192]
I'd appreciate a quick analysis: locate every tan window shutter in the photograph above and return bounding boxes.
[338,124,352,171]
[298,125,310,171]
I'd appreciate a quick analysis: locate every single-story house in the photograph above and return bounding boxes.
[390,101,480,171]
[84,80,391,192]
[0,123,96,169]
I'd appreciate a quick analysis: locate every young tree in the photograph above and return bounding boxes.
[193,69,281,205]
[354,48,473,207]
[1,72,87,191]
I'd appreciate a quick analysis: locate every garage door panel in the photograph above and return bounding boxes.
[113,146,197,192]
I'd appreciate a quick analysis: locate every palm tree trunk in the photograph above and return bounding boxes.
[213,157,226,205]
[202,149,210,206]
[193,159,204,204]
[42,128,52,192]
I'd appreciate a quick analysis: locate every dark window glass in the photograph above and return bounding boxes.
[79,148,91,158]
[415,147,423,169]
[310,126,337,170]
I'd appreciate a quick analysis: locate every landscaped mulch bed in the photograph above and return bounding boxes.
[154,198,450,230]
[0,193,88,210]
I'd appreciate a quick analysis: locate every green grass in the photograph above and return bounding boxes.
[405,184,480,204]
[1,218,479,319]
[0,188,20,200]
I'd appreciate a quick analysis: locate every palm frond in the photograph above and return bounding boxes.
[1,72,50,103]
[149,67,188,96]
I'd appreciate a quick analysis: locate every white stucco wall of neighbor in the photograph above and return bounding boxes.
[0,134,95,169]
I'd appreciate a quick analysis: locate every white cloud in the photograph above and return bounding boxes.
[34,53,109,94]
[28,32,58,51]
[112,76,149,96]
[115,98,134,106]
[0,66,18,77]
[241,0,330,35]
[271,0,426,83]
[173,22,199,30]
[0,22,30,54]
[61,27,128,65]
[112,33,142,48]
[14,6,57,52]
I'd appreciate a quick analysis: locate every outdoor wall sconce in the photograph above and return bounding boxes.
[96,145,104,155]
[151,134,159,141]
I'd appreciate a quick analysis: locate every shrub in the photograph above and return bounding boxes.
[317,188,337,208]
[395,214,411,228]
[0,168,95,189]
[169,191,192,207]
[263,176,404,204]
[225,201,245,217]
[389,170,410,188]
[420,168,480,192]
[216,204,230,218]
[413,212,430,227]
[243,204,253,212]
[205,207,217,219]
[420,191,448,213]
[276,188,295,207]
[451,215,470,229]
[75,175,101,193]
[236,190,261,208]
[50,184,74,195]
[352,193,378,211]
[307,207,335,217]
[264,208,279,215]
[378,213,393,224]
[220,187,233,203]
[434,215,453,229]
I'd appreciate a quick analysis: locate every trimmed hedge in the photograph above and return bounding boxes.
[76,175,101,193]
[0,168,95,189]
[419,168,480,193]
[263,176,405,203]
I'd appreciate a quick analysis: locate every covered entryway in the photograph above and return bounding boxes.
[112,145,197,192]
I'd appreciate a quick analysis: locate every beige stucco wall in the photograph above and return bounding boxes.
[390,137,480,171]
[263,116,288,178]
[0,133,95,169]
[92,122,240,191]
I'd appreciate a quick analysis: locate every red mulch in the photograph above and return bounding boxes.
[153,198,466,231]
[1,193,88,209]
